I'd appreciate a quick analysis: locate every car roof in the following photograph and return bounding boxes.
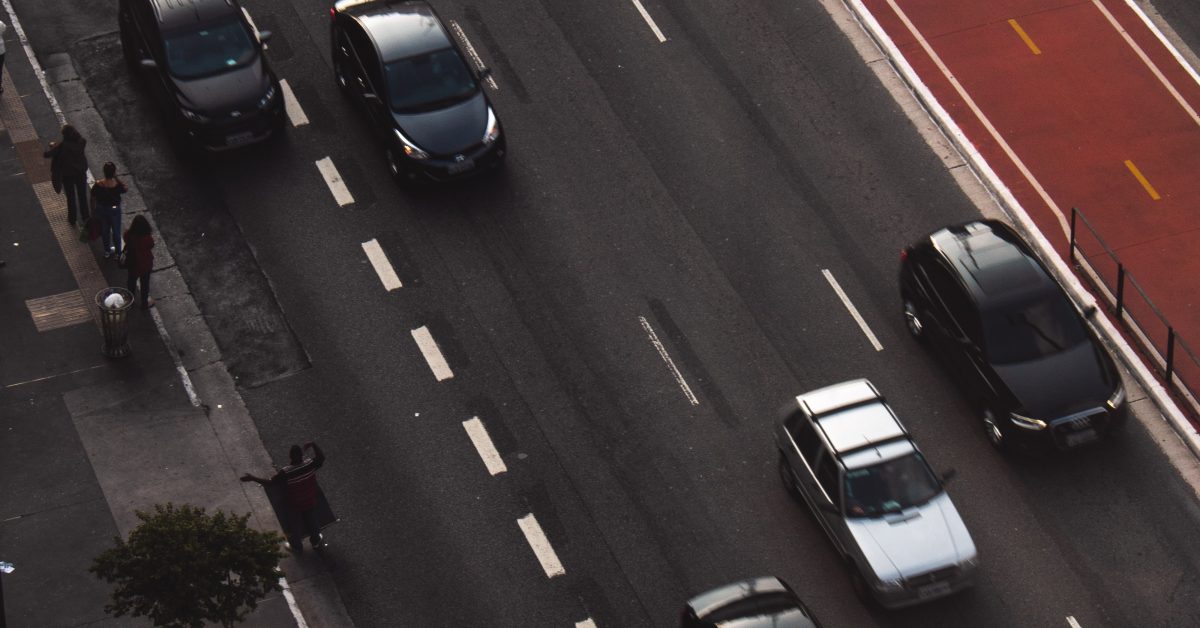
[796,380,907,456]
[338,0,453,62]
[840,438,916,470]
[928,220,1052,305]
[151,0,238,29]
[686,577,791,618]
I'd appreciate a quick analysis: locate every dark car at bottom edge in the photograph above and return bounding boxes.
[331,0,506,183]
[899,219,1127,453]
[681,577,822,628]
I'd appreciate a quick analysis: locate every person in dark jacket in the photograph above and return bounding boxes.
[93,162,127,258]
[44,125,90,224]
[242,442,327,551]
[122,214,155,309]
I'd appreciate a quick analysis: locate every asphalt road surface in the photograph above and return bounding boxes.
[11,0,1200,626]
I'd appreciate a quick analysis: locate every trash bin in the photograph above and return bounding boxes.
[96,287,134,358]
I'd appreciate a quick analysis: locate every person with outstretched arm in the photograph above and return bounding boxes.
[242,442,326,551]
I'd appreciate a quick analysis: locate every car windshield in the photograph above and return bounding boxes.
[385,48,477,113]
[844,453,941,518]
[983,292,1088,364]
[163,16,257,80]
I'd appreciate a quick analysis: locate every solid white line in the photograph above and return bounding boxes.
[361,239,402,291]
[315,157,354,207]
[1122,0,1200,91]
[638,316,699,406]
[278,578,310,628]
[412,326,454,381]
[881,0,1071,238]
[630,0,667,43]
[1092,0,1200,128]
[576,620,597,628]
[463,416,507,476]
[278,79,309,127]
[517,513,565,578]
[1067,617,1082,628]
[821,269,883,352]
[449,21,499,91]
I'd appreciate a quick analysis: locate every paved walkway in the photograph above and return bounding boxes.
[854,0,1200,412]
[0,15,350,628]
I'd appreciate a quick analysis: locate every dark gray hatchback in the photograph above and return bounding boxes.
[680,577,822,628]
[331,0,505,183]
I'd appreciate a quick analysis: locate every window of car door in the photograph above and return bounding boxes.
[347,23,383,97]
[814,449,841,510]
[787,414,824,467]
[925,261,980,343]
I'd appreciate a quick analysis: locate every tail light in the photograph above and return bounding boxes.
[899,248,908,262]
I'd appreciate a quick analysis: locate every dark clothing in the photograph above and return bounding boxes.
[296,509,323,549]
[99,205,122,255]
[44,137,88,177]
[126,269,150,308]
[61,173,89,223]
[274,449,325,512]
[123,231,154,276]
[91,179,127,208]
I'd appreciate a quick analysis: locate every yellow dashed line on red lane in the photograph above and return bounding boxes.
[1008,19,1042,55]
[1124,160,1162,200]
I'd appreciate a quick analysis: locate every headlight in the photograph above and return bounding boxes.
[258,84,278,109]
[394,129,429,160]
[1107,382,1126,410]
[482,107,500,144]
[180,107,210,123]
[872,577,905,593]
[1009,412,1047,431]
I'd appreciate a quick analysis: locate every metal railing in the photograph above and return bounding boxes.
[1068,207,1200,417]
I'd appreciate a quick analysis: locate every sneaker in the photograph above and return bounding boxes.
[103,250,112,259]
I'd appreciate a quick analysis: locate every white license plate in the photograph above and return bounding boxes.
[1065,429,1098,447]
[917,581,952,599]
[447,159,476,175]
[226,131,256,146]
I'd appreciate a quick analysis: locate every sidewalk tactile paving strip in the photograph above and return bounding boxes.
[15,140,51,183]
[32,181,109,328]
[25,290,92,332]
[0,72,39,144]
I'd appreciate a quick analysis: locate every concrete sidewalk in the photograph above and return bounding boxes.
[0,16,351,628]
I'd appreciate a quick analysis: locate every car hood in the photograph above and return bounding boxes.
[393,91,487,156]
[993,340,1115,418]
[174,57,269,113]
[848,492,975,581]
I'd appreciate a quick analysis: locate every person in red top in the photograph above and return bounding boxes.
[242,442,326,551]
[122,214,156,309]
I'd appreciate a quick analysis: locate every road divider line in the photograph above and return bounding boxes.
[449,21,499,91]
[1067,617,1082,628]
[361,239,403,291]
[278,79,309,127]
[638,316,699,406]
[1124,159,1162,200]
[822,269,883,352]
[517,513,565,578]
[630,0,667,43]
[412,326,454,381]
[463,417,507,475]
[1007,19,1041,55]
[315,157,354,207]
[576,619,597,628]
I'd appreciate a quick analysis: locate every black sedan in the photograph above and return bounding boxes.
[331,0,505,183]
[681,577,822,628]
[899,220,1127,452]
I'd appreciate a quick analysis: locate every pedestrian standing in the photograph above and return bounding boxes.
[44,125,90,225]
[241,442,328,552]
[91,162,126,258]
[1,18,9,95]
[122,214,155,309]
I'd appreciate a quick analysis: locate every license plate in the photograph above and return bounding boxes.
[226,131,256,146]
[447,159,476,175]
[1065,429,1098,447]
[917,581,952,599]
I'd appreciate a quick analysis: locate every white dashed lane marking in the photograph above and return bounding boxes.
[821,269,883,352]
[279,79,309,127]
[463,416,507,476]
[315,157,354,207]
[1067,617,1082,628]
[575,619,597,628]
[449,21,499,91]
[517,513,565,578]
[630,0,667,43]
[361,238,402,291]
[411,325,454,381]
[638,316,699,406]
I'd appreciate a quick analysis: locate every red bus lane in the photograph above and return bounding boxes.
[859,0,1200,404]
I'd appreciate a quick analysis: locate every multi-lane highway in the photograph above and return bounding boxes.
[11,0,1200,625]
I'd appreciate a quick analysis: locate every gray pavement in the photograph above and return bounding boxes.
[0,21,350,628]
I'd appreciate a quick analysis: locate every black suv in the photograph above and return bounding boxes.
[119,0,285,150]
[331,0,505,183]
[899,220,1127,452]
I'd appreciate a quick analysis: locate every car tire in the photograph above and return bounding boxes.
[902,295,926,343]
[778,452,801,499]
[982,407,1009,452]
[120,26,140,71]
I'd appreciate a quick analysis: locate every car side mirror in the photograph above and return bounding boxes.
[139,58,158,70]
[941,468,957,483]
[258,30,273,43]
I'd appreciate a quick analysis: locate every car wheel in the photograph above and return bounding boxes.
[903,296,925,342]
[778,452,800,498]
[982,408,1008,451]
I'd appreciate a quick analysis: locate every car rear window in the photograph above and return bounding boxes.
[163,15,257,80]
[982,292,1088,364]
[385,48,478,113]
